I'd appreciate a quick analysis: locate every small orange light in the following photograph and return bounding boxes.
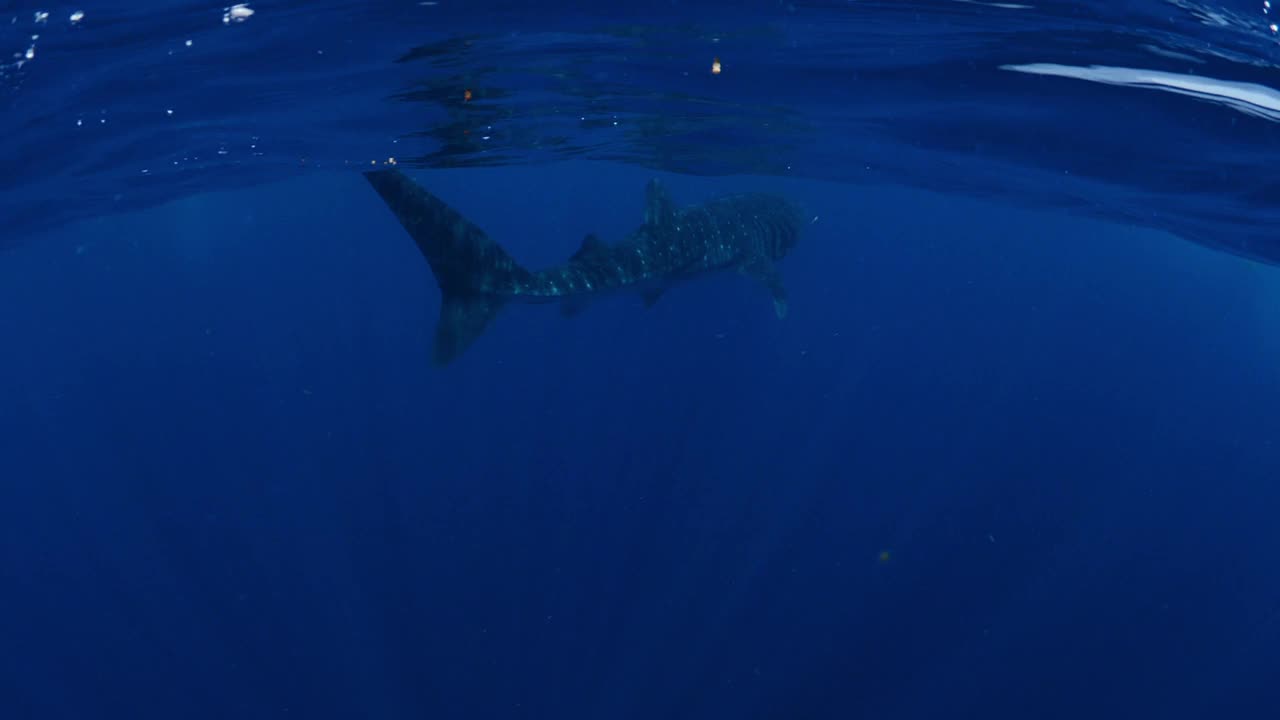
[464,89,473,102]
[711,57,721,74]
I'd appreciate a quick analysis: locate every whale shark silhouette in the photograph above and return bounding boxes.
[365,169,803,365]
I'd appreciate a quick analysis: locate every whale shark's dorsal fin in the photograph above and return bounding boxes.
[644,179,676,228]
[570,233,607,263]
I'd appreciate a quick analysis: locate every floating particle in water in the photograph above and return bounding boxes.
[34,11,48,24]
[70,10,84,24]
[711,57,721,74]
[223,4,254,24]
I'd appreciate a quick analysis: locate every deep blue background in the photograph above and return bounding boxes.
[2,161,1279,718]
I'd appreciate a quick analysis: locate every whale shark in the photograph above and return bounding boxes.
[364,169,803,365]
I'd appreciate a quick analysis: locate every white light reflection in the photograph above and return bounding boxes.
[223,4,254,24]
[1001,63,1280,122]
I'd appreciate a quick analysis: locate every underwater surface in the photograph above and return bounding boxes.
[2,1,1279,718]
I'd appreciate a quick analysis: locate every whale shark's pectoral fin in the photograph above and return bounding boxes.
[741,258,788,319]
[640,287,665,308]
[560,296,592,318]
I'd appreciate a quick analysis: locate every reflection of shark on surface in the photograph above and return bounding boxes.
[364,169,804,365]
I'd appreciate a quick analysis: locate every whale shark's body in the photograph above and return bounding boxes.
[364,169,803,364]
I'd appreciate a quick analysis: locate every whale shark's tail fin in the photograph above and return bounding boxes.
[364,169,529,365]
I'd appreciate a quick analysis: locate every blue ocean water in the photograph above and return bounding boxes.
[3,1,1280,717]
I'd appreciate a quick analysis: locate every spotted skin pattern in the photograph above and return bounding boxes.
[365,170,802,364]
